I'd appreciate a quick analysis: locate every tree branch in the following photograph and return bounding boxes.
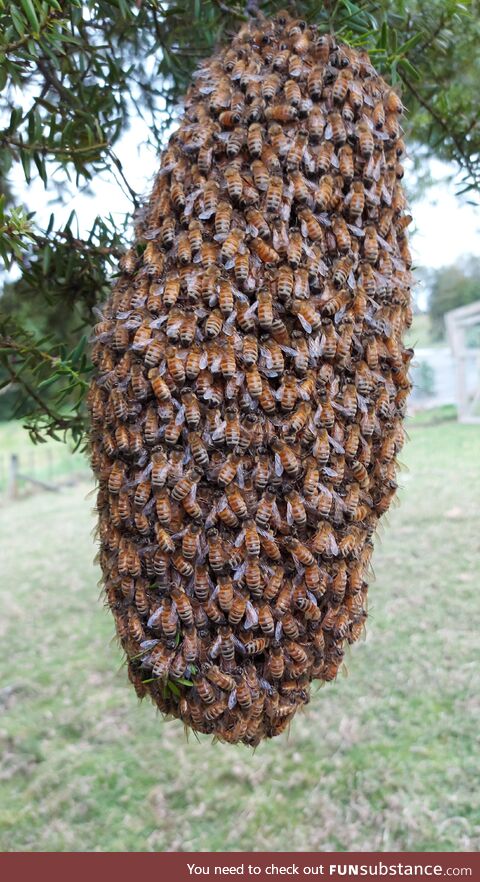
[400,72,480,186]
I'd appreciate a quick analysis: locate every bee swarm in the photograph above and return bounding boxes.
[89,10,413,746]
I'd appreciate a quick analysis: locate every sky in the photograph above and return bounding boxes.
[9,125,480,310]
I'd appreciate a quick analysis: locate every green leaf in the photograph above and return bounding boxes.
[37,374,60,390]
[20,0,40,33]
[378,21,388,50]
[10,6,26,37]
[399,57,422,81]
[397,32,424,56]
[167,680,181,697]
[68,334,88,366]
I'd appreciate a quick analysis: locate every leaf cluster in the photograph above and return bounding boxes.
[0,0,479,443]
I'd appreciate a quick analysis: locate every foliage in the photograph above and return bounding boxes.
[0,0,479,443]
[428,256,480,339]
[412,359,436,398]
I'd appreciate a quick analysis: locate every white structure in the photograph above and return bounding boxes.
[445,301,480,423]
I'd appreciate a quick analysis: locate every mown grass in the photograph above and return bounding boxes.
[0,421,88,494]
[0,417,479,852]
[404,312,444,350]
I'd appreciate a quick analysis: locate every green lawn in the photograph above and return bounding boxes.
[0,421,88,494]
[404,312,444,350]
[0,417,479,852]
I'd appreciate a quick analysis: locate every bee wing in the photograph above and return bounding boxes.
[233,561,247,581]
[209,635,222,658]
[274,453,284,477]
[328,435,345,454]
[143,498,156,516]
[228,689,238,710]
[211,420,227,442]
[244,601,259,629]
[147,606,163,629]
[174,406,186,426]
[140,639,160,653]
[328,534,339,556]
[297,384,311,402]
[357,393,368,413]
[297,314,313,334]
[234,528,246,548]
[237,462,245,489]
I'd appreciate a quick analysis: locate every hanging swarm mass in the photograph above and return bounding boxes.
[88,10,413,746]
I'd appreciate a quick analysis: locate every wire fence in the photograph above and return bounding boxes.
[0,441,90,499]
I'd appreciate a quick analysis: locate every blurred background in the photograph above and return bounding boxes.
[0,0,479,853]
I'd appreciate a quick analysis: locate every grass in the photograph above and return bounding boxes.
[404,313,445,350]
[0,416,479,852]
[0,421,88,494]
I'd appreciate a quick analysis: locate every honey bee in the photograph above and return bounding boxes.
[315,174,334,211]
[202,179,220,217]
[332,215,351,252]
[225,482,248,519]
[327,112,346,146]
[108,461,126,494]
[283,537,315,566]
[266,176,283,213]
[298,208,323,242]
[251,238,279,265]
[307,66,323,100]
[205,528,224,572]
[195,675,216,704]
[148,370,172,402]
[338,143,354,182]
[285,487,306,526]
[364,225,379,263]
[171,587,194,627]
[286,230,302,269]
[307,107,325,143]
[243,518,260,556]
[290,298,322,333]
[246,122,263,157]
[251,158,270,191]
[347,180,365,219]
[217,450,242,488]
[277,372,298,412]
[244,637,267,656]
[255,487,276,528]
[181,521,201,559]
[331,561,348,604]
[333,68,352,103]
[224,164,243,201]
[271,438,301,478]
[205,663,235,692]
[356,120,374,157]
[171,469,201,503]
[313,142,334,176]
[257,290,274,330]
[110,388,127,422]
[245,364,262,399]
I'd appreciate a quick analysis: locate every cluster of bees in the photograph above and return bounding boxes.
[89,11,413,746]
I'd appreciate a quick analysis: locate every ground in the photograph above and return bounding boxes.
[0,415,479,852]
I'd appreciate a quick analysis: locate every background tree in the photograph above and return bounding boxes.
[428,256,480,340]
[1,0,479,444]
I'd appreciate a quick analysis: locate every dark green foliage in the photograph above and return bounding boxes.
[428,256,480,339]
[0,0,479,442]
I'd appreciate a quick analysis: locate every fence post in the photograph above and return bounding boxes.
[8,453,19,500]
